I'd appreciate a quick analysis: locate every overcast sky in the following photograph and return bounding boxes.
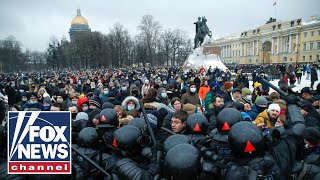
[0,0,319,51]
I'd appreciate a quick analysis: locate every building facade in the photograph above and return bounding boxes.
[69,8,91,42]
[211,16,320,64]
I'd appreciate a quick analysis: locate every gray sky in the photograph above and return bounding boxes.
[0,0,319,51]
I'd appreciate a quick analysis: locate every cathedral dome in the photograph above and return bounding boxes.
[71,8,88,25]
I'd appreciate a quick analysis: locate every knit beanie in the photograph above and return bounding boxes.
[267,103,281,113]
[76,112,89,121]
[89,97,102,108]
[255,97,268,106]
[303,127,320,145]
[224,81,233,89]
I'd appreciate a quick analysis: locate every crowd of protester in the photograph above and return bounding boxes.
[0,63,319,179]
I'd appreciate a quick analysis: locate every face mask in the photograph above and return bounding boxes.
[127,105,135,111]
[246,95,252,101]
[121,87,127,91]
[190,88,196,93]
[82,106,89,112]
[161,93,167,98]
[43,105,51,111]
[22,97,27,102]
[19,89,24,93]
[30,100,37,104]
[72,100,77,106]
[104,91,108,95]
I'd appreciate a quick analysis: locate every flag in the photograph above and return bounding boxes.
[273,2,276,6]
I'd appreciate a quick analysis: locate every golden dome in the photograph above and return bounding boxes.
[71,8,88,25]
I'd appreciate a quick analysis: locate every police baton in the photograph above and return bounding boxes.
[161,127,176,135]
[72,146,111,179]
[258,77,304,107]
[139,100,157,147]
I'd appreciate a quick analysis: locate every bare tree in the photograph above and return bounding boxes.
[137,15,162,66]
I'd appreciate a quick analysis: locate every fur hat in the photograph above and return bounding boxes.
[241,88,251,96]
[182,103,196,116]
[121,96,140,110]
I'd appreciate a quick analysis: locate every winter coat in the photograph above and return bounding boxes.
[247,105,266,122]
[204,90,217,111]
[311,68,318,82]
[181,87,201,105]
[22,101,43,110]
[198,85,210,100]
[218,87,232,104]
[121,96,140,111]
[253,109,275,128]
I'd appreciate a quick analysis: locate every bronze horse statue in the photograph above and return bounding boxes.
[194,16,212,49]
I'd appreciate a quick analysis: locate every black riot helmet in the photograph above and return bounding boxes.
[164,134,192,153]
[163,144,201,180]
[99,108,118,126]
[185,113,208,135]
[77,127,99,148]
[228,121,265,158]
[128,118,147,132]
[216,108,243,134]
[113,125,147,155]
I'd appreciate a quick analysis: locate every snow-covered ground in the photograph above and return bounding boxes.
[249,72,320,93]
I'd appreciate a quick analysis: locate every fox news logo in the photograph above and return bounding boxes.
[8,111,71,174]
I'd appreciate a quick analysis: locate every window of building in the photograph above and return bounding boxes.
[278,24,281,29]
[239,51,240,56]
[303,43,306,51]
[273,25,276,30]
[284,37,289,52]
[303,56,305,61]
[317,42,320,49]
[318,30,320,36]
[309,55,312,61]
[317,55,319,61]
[290,58,292,61]
[304,32,307,38]
[311,31,314,37]
[253,30,256,34]
[257,29,260,34]
[310,42,313,50]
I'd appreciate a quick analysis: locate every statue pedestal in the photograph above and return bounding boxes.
[182,45,228,72]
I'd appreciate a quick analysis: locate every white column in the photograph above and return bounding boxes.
[271,38,274,54]
[225,46,227,57]
[227,45,230,57]
[240,43,243,56]
[256,40,259,56]
[289,35,292,53]
[277,37,280,54]
[229,45,231,57]
[222,46,224,58]
[295,34,298,52]
[252,41,254,56]
[244,42,247,56]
